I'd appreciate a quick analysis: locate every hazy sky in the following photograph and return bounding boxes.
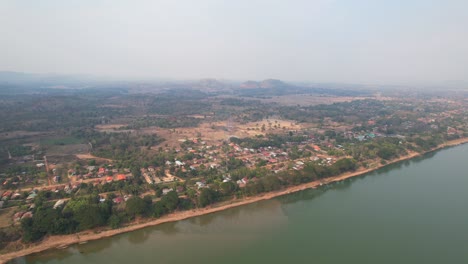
[1,0,467,84]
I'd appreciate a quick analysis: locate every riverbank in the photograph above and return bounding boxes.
[2,137,467,264]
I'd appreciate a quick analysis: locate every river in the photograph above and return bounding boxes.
[10,144,468,264]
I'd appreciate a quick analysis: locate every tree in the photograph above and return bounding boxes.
[108,214,122,229]
[198,188,218,207]
[74,204,107,230]
[21,217,44,242]
[152,202,167,218]
[125,196,146,217]
[376,146,397,160]
[332,158,357,173]
[220,181,237,196]
[160,191,179,211]
[260,175,281,192]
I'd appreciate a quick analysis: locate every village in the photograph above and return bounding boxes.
[2,113,465,226]
[0,84,466,252]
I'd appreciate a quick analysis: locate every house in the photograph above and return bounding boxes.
[26,192,37,201]
[113,197,124,204]
[237,177,248,187]
[143,173,153,184]
[162,188,173,195]
[175,160,185,167]
[223,175,232,182]
[68,169,76,177]
[310,156,320,161]
[0,201,4,209]
[106,176,114,183]
[64,185,72,194]
[14,212,25,222]
[195,181,206,189]
[1,191,12,200]
[116,174,127,181]
[355,135,365,141]
[447,127,458,135]
[98,167,106,174]
[11,192,21,199]
[53,199,65,209]
[21,212,33,219]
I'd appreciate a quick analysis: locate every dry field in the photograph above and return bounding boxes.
[235,118,302,135]
[141,118,304,148]
[75,154,113,162]
[259,94,372,106]
[95,124,131,133]
[0,207,16,229]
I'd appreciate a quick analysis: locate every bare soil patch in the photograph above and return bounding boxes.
[75,154,113,162]
[95,124,127,130]
[260,94,371,106]
[0,207,16,229]
[145,118,302,148]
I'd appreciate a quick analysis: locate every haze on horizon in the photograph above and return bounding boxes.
[1,0,467,85]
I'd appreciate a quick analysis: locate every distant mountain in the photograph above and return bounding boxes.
[192,78,233,91]
[240,80,260,89]
[235,79,372,97]
[259,79,287,88]
[0,71,104,87]
[0,71,41,83]
[240,79,289,89]
[0,72,374,97]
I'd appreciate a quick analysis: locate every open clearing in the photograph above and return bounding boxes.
[141,118,302,148]
[95,124,128,131]
[260,94,371,106]
[0,207,16,229]
[76,154,113,162]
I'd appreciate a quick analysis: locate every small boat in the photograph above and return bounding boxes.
[79,241,88,245]
[56,244,68,249]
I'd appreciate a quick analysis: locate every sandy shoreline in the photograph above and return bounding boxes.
[1,137,467,263]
